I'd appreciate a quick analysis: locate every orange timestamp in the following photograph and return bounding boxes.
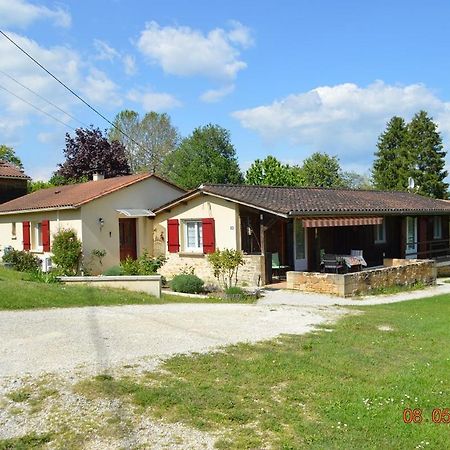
[403,408,450,424]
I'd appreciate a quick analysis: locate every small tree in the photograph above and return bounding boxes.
[207,249,245,289]
[51,229,82,275]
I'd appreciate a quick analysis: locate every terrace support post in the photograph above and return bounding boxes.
[260,213,267,285]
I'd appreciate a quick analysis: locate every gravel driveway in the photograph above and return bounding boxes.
[0,303,344,379]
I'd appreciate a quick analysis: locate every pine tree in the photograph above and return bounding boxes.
[372,116,410,190]
[407,111,448,198]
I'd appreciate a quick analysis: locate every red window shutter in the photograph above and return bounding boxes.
[167,219,180,253]
[202,218,215,254]
[22,221,31,251]
[42,220,50,252]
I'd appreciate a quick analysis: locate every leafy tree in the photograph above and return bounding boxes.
[297,152,346,188]
[28,180,54,193]
[51,228,82,275]
[163,124,243,189]
[341,171,373,189]
[372,116,410,191]
[109,110,179,173]
[245,155,301,186]
[0,145,23,168]
[56,126,130,183]
[407,111,448,198]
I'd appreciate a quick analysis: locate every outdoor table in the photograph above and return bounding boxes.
[339,255,367,271]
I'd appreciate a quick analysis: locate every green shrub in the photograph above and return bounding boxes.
[207,249,245,289]
[103,265,124,276]
[225,286,245,296]
[120,252,166,275]
[2,249,41,272]
[51,229,82,275]
[26,270,60,283]
[170,274,204,294]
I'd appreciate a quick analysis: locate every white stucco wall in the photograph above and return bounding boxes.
[80,177,183,271]
[153,194,241,281]
[0,209,82,266]
[0,176,183,273]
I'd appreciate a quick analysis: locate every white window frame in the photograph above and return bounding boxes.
[433,216,442,239]
[32,222,43,252]
[183,220,203,252]
[374,220,386,244]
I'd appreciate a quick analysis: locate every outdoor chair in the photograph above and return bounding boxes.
[321,254,344,274]
[350,249,363,257]
[271,252,290,280]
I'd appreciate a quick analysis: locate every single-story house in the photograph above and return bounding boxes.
[152,184,450,285]
[0,160,30,204]
[0,173,184,272]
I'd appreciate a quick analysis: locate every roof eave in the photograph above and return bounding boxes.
[0,205,78,216]
[288,209,450,217]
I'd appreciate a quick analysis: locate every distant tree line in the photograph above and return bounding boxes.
[3,107,447,199]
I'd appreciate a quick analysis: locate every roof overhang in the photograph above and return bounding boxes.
[116,208,155,217]
[0,205,77,216]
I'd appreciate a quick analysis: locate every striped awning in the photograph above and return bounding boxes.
[302,217,383,228]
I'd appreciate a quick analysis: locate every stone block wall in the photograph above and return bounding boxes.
[159,253,264,287]
[286,259,436,297]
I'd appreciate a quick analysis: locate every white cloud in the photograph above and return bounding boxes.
[0,31,122,140]
[122,54,137,76]
[233,81,450,166]
[81,68,122,107]
[127,88,181,111]
[93,39,120,61]
[200,84,235,103]
[137,20,252,81]
[0,0,71,28]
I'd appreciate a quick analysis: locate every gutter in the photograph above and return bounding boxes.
[0,205,78,216]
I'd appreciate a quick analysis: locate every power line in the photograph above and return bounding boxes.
[0,29,183,178]
[0,69,88,128]
[0,82,76,131]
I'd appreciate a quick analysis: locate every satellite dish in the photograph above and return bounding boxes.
[408,177,415,190]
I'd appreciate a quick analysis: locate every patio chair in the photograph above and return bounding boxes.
[350,249,363,257]
[271,252,290,279]
[321,254,344,274]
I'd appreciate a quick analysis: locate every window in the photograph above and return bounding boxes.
[32,222,43,251]
[295,220,305,259]
[374,220,386,244]
[184,220,203,251]
[11,222,16,240]
[433,216,442,239]
[406,216,417,254]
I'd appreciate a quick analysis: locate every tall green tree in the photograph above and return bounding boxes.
[372,116,410,190]
[162,124,243,189]
[407,111,448,198]
[56,126,130,183]
[0,145,23,168]
[297,152,346,188]
[109,110,179,174]
[245,155,301,186]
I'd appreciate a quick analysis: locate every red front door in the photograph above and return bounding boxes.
[119,218,137,261]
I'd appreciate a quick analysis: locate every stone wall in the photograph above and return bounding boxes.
[159,253,264,287]
[286,259,436,297]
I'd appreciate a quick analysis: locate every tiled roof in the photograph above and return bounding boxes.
[155,184,450,216]
[0,173,180,214]
[0,161,30,179]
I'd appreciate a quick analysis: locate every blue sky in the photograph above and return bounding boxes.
[2,0,450,180]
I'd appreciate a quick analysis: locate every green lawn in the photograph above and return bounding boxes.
[0,267,232,309]
[76,295,450,449]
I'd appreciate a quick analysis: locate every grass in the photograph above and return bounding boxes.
[0,433,53,450]
[0,267,250,310]
[360,280,427,296]
[76,295,450,449]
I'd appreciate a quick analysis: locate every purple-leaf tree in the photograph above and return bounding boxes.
[56,126,131,182]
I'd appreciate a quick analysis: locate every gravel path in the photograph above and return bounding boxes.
[260,278,450,307]
[0,303,344,379]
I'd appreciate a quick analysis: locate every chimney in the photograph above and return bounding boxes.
[93,172,104,181]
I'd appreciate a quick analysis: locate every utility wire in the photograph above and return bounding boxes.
[0,82,76,131]
[0,29,182,179]
[0,69,88,128]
